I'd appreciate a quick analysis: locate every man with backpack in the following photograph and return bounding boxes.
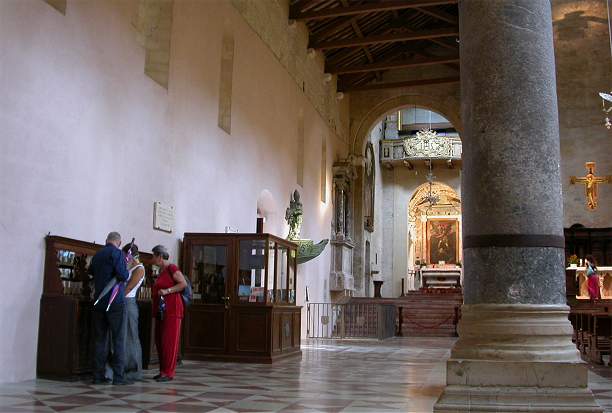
[90,232,130,385]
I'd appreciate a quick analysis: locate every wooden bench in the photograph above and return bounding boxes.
[569,302,612,366]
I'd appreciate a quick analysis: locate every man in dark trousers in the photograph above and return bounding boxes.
[90,231,130,385]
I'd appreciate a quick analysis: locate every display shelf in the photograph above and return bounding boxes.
[182,233,301,363]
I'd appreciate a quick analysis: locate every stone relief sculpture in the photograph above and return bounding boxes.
[284,190,328,265]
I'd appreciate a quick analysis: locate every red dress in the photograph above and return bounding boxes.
[152,264,184,378]
[587,274,601,300]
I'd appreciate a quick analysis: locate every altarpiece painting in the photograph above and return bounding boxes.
[427,219,459,265]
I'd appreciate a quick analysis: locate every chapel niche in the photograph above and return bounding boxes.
[408,182,462,269]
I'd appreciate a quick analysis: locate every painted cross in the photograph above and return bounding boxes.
[570,162,611,210]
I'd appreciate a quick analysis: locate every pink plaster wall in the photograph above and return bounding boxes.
[0,0,346,383]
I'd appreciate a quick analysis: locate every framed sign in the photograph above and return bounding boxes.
[426,219,459,265]
[153,201,175,233]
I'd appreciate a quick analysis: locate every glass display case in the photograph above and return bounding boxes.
[37,235,158,379]
[182,233,301,363]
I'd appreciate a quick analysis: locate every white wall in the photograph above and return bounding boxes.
[0,0,346,383]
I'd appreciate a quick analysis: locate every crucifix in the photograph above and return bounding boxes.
[570,162,611,210]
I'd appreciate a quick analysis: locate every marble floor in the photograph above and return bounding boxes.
[0,338,611,413]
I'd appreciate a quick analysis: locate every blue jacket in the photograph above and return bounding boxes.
[90,243,129,311]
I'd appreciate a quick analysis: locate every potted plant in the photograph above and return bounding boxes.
[567,254,579,268]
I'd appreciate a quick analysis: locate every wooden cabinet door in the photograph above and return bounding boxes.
[182,237,234,357]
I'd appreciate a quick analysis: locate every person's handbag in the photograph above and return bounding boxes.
[167,265,192,307]
[181,278,193,307]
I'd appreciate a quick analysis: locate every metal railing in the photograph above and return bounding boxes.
[307,302,396,339]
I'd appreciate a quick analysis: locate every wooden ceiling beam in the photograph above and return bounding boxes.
[312,16,357,40]
[414,6,458,25]
[290,0,458,21]
[290,0,320,17]
[340,76,459,92]
[311,27,458,50]
[429,38,458,50]
[328,54,459,74]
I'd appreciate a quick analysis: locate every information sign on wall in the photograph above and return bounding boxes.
[153,201,175,233]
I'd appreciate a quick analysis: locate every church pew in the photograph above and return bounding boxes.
[587,312,611,365]
[569,303,612,366]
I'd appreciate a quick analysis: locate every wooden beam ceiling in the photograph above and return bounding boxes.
[340,76,460,92]
[290,0,460,93]
[413,7,458,25]
[327,54,459,74]
[290,0,458,21]
[310,27,458,50]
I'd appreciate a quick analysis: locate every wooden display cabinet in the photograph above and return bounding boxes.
[37,235,158,379]
[182,233,301,363]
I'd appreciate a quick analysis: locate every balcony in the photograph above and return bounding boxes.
[380,129,462,169]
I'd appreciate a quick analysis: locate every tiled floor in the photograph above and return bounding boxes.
[0,338,610,412]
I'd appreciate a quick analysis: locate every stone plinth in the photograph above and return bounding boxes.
[435,305,601,412]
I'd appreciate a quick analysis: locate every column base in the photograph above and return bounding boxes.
[435,384,602,412]
[433,304,602,413]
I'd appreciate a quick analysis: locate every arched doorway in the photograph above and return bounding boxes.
[351,105,462,297]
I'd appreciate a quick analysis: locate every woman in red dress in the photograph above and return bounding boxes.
[151,245,188,382]
[585,255,601,301]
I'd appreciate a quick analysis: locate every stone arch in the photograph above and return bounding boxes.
[351,93,462,156]
[408,181,461,221]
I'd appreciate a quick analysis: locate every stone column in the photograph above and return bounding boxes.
[434,1,601,412]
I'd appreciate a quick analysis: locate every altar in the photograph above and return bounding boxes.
[569,266,612,299]
[420,266,462,289]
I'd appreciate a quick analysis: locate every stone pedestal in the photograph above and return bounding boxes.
[330,239,354,294]
[435,1,600,411]
[435,305,600,412]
